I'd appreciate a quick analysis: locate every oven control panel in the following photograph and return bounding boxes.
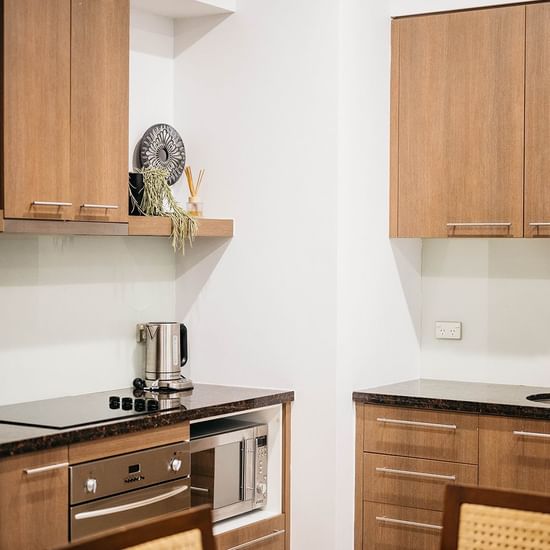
[254,434,268,506]
[70,441,190,505]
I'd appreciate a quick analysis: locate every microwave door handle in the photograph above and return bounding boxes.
[244,438,255,502]
[239,440,245,501]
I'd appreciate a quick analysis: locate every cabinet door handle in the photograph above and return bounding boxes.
[513,430,550,439]
[226,530,285,550]
[32,201,72,207]
[376,516,442,531]
[24,462,68,475]
[375,467,456,481]
[529,222,550,227]
[377,417,457,430]
[446,222,511,227]
[80,204,119,210]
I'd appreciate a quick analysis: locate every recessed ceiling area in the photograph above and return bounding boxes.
[131,0,236,19]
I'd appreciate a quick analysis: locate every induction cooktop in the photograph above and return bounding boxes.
[0,388,184,430]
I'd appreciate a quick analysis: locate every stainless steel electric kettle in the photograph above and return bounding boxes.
[135,322,193,392]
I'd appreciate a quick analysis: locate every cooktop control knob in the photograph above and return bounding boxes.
[85,478,98,494]
[256,482,267,496]
[170,458,182,473]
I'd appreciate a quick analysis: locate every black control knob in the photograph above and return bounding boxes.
[134,398,146,412]
[133,378,146,391]
[146,399,159,412]
[109,396,120,409]
[121,397,133,410]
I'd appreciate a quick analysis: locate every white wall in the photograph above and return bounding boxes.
[0,235,175,406]
[172,3,339,548]
[421,240,550,386]
[129,8,175,169]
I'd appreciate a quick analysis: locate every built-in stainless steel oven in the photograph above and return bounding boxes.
[190,418,268,522]
[69,442,190,541]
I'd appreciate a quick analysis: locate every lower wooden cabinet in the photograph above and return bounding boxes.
[480,415,550,492]
[215,514,286,550]
[363,503,443,550]
[0,447,69,549]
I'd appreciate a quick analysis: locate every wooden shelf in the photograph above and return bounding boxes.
[128,216,234,238]
[131,0,235,19]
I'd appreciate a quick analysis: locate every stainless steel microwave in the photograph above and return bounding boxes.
[190,418,268,522]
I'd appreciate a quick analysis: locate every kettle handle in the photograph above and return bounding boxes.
[180,324,188,367]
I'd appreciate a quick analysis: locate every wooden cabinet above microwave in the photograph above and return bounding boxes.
[390,3,550,239]
[1,0,129,224]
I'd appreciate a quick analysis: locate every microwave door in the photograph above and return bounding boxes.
[191,441,244,509]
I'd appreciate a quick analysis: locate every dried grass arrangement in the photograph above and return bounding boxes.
[129,167,198,253]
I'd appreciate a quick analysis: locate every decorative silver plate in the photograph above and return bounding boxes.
[140,123,186,186]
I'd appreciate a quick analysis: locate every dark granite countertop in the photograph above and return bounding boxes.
[353,379,550,419]
[0,383,294,459]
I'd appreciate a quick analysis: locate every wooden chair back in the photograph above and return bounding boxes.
[441,485,550,550]
[60,505,215,550]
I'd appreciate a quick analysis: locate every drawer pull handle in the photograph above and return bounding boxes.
[81,204,119,210]
[377,417,457,430]
[446,222,511,227]
[226,530,285,550]
[513,430,550,439]
[529,222,550,227]
[375,467,456,481]
[376,516,443,531]
[24,462,68,475]
[32,201,72,207]
[191,486,209,493]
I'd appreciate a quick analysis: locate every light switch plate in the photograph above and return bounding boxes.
[435,321,462,340]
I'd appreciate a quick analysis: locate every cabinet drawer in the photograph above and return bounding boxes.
[363,453,478,511]
[215,514,285,550]
[480,415,550,492]
[363,502,442,550]
[364,405,478,463]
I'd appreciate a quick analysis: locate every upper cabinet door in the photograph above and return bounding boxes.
[3,0,72,220]
[393,7,525,238]
[71,0,129,223]
[525,4,550,238]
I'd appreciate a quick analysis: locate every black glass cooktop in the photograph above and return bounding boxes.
[0,388,184,430]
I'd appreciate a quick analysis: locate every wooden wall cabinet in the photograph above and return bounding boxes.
[391,3,550,239]
[0,446,69,549]
[525,3,550,237]
[2,0,129,224]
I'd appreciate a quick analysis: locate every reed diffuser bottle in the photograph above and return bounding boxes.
[185,166,205,217]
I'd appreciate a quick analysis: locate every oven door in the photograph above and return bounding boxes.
[70,477,190,541]
[190,429,255,522]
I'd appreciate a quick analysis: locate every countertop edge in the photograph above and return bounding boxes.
[0,389,295,459]
[353,390,550,420]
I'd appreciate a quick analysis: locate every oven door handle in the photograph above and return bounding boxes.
[73,484,189,520]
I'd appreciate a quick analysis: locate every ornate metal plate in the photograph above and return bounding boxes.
[139,123,186,186]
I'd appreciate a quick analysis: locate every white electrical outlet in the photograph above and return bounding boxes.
[435,321,462,340]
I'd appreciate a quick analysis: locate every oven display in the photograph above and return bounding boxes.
[128,464,140,474]
[256,435,267,447]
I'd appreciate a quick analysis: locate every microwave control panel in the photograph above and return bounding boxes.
[255,434,268,506]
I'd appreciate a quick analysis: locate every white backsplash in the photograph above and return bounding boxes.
[0,235,176,405]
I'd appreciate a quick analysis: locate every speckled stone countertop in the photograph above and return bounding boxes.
[0,383,294,459]
[353,378,550,419]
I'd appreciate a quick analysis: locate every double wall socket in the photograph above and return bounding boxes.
[435,321,462,340]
